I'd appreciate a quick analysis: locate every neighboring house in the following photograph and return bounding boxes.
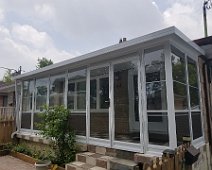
[0,81,16,120]
[13,27,212,168]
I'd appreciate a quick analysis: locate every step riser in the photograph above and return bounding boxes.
[74,152,138,170]
[76,153,108,169]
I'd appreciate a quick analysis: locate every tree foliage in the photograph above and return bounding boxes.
[37,57,53,69]
[3,70,13,83]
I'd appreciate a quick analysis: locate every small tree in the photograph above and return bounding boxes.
[37,105,76,166]
[37,57,53,69]
[3,70,13,83]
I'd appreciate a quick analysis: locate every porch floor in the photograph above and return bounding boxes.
[0,155,35,170]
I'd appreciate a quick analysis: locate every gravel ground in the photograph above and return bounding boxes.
[0,155,35,170]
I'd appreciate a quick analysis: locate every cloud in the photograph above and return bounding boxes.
[11,24,53,49]
[0,8,4,22]
[49,0,165,52]
[0,24,74,79]
[163,0,212,39]
[1,0,211,80]
[34,3,55,20]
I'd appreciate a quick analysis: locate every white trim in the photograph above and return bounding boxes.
[64,71,68,108]
[86,67,90,143]
[109,63,113,148]
[113,141,142,152]
[196,58,205,142]
[185,55,194,140]
[88,137,110,148]
[165,42,177,148]
[140,49,148,153]
[138,51,145,153]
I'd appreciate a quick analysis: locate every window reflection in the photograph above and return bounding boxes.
[171,46,186,83]
[145,48,165,82]
[144,47,168,146]
[175,112,190,145]
[90,66,109,139]
[114,60,140,143]
[146,82,167,110]
[173,82,188,110]
[191,112,202,139]
[148,112,169,145]
[68,69,86,136]
[188,58,198,87]
[22,80,34,111]
[35,78,48,111]
[49,75,65,106]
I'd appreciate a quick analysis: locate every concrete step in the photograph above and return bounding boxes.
[74,152,139,170]
[66,161,106,170]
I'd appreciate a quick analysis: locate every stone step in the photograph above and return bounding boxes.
[66,161,106,170]
[76,152,112,169]
[75,152,139,170]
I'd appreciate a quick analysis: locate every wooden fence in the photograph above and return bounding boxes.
[0,107,15,143]
[142,144,192,170]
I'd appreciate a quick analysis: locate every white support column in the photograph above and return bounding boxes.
[86,67,90,143]
[64,71,68,108]
[185,56,193,140]
[47,75,50,106]
[165,43,177,148]
[31,79,35,133]
[138,52,144,153]
[140,49,149,153]
[110,63,114,148]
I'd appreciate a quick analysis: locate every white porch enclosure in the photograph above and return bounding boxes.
[14,27,205,154]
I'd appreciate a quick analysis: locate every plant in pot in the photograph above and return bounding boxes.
[36,105,76,168]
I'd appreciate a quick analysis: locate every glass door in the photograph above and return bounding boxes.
[112,58,143,152]
[89,65,110,146]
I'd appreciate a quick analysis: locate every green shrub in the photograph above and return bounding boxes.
[37,105,76,166]
[13,144,32,156]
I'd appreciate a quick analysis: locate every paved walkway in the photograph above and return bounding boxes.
[0,156,35,170]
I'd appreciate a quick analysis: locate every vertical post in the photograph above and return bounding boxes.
[203,2,208,37]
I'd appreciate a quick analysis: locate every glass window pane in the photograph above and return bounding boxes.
[100,77,109,109]
[77,81,86,110]
[33,112,42,130]
[146,81,167,110]
[90,79,97,109]
[189,87,200,110]
[171,46,186,83]
[175,112,190,145]
[22,80,34,111]
[69,113,86,136]
[35,78,48,111]
[114,61,140,143]
[173,82,188,110]
[67,69,86,136]
[49,74,65,106]
[21,113,31,129]
[67,83,75,109]
[188,58,198,87]
[144,48,165,82]
[148,112,169,145]
[90,66,109,139]
[191,112,202,139]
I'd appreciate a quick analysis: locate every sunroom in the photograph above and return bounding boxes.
[14,26,205,154]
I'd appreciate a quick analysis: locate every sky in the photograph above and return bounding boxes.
[0,0,212,79]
